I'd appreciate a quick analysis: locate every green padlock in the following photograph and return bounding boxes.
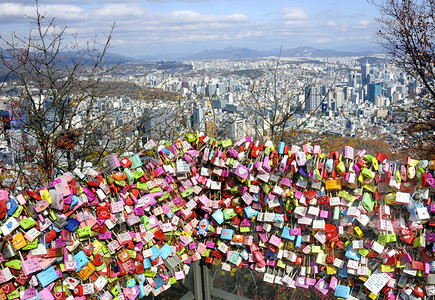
[336,161,346,175]
[357,248,369,257]
[333,206,340,220]
[223,208,237,220]
[123,168,135,185]
[413,235,423,247]
[361,193,374,212]
[12,206,23,218]
[240,227,250,233]
[5,259,22,270]
[111,285,120,296]
[150,187,162,193]
[132,168,145,179]
[136,182,148,190]
[77,225,91,238]
[387,233,396,242]
[158,191,169,201]
[22,239,38,250]
[141,215,150,230]
[181,187,193,197]
[221,139,232,148]
[19,217,36,230]
[337,191,349,199]
[377,234,389,244]
[185,133,196,143]
[361,168,375,179]
[114,180,126,187]
[7,290,20,300]
[169,277,177,285]
[262,184,271,194]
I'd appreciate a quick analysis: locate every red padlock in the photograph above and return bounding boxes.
[0,200,6,219]
[73,285,83,296]
[93,254,104,266]
[82,243,94,256]
[413,285,424,298]
[45,229,57,242]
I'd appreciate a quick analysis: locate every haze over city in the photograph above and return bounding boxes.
[0,0,382,57]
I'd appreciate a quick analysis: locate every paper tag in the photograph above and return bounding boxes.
[364,271,390,294]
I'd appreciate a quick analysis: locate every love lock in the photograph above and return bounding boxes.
[2,242,18,259]
[93,254,104,266]
[82,243,94,256]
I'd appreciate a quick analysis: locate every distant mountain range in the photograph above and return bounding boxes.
[180,46,377,60]
[1,46,381,77]
[135,46,380,61]
[0,48,137,64]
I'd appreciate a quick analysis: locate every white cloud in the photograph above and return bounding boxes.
[0,1,380,56]
[280,7,308,20]
[356,20,370,28]
[315,38,332,43]
[326,21,337,27]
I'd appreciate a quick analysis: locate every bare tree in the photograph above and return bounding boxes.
[372,0,435,158]
[235,52,334,144]
[0,0,116,186]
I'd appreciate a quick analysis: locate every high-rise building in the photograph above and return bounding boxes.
[192,105,205,131]
[367,83,382,103]
[335,87,345,109]
[361,60,370,86]
[304,85,321,112]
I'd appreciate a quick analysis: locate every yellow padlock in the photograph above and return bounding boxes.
[354,226,364,237]
[40,189,52,204]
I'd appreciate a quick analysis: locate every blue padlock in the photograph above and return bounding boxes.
[36,266,58,287]
[138,284,146,298]
[338,266,348,278]
[281,227,292,240]
[65,218,80,232]
[73,251,89,271]
[345,246,361,261]
[212,209,224,225]
[220,228,234,240]
[150,245,161,260]
[334,284,350,298]
[160,243,173,260]
[6,197,18,216]
[295,235,302,248]
[143,258,152,269]
[278,142,285,155]
[154,277,166,289]
[69,195,79,208]
[244,206,258,219]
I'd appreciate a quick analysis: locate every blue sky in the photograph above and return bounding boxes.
[0,0,382,57]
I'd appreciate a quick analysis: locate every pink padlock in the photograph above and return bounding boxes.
[401,253,413,264]
[295,151,307,166]
[343,146,354,160]
[269,235,281,247]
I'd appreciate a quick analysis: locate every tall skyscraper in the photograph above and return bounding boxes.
[304,85,321,112]
[361,60,370,86]
[367,83,382,103]
[192,105,204,130]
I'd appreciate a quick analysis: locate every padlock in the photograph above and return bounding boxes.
[2,242,17,259]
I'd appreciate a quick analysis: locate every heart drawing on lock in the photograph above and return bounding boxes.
[53,292,64,300]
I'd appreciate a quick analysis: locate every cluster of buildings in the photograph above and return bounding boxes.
[0,54,426,182]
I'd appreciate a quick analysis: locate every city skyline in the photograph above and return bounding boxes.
[0,0,382,57]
